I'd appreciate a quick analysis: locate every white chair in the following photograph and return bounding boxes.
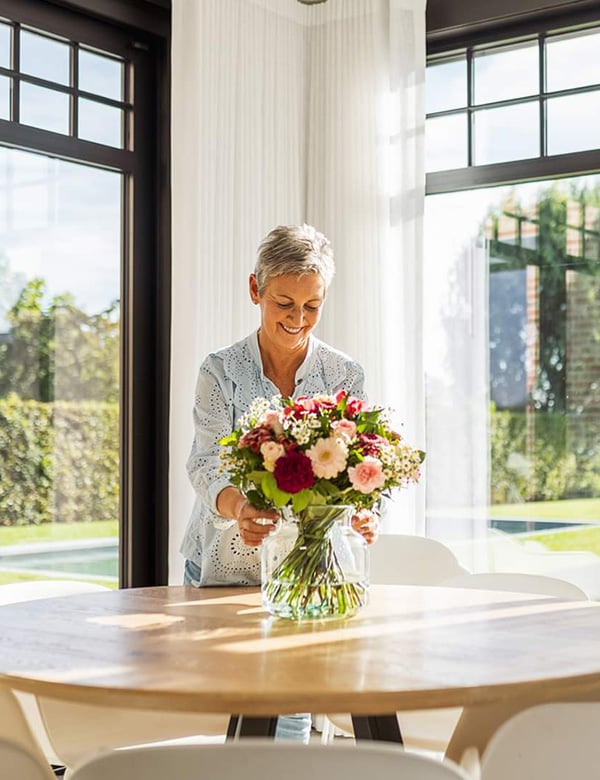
[70,741,472,780]
[0,580,229,773]
[0,684,55,779]
[0,735,55,780]
[442,574,590,765]
[464,702,600,780]
[442,571,588,600]
[368,534,469,585]
[321,534,469,751]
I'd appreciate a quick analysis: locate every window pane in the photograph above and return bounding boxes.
[78,98,123,147]
[473,102,539,165]
[0,147,121,587]
[79,49,123,100]
[474,43,539,104]
[547,91,600,155]
[424,175,600,598]
[0,76,9,120]
[425,114,468,172]
[20,29,70,86]
[426,58,466,114]
[546,29,600,92]
[20,82,69,135]
[0,21,10,68]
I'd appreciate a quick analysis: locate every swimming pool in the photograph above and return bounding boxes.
[0,539,118,581]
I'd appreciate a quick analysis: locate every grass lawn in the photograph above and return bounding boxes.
[489,497,600,556]
[0,520,118,546]
[490,497,600,522]
[522,526,600,557]
[0,569,118,588]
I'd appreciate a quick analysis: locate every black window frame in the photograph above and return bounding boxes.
[0,0,171,587]
[426,1,600,195]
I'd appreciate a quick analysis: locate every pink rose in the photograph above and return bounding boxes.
[331,419,357,441]
[264,410,284,436]
[348,457,386,494]
[260,440,285,472]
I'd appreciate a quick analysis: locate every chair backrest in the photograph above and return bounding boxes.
[0,736,56,780]
[0,579,110,605]
[369,534,468,585]
[70,741,472,780]
[442,571,588,600]
[480,702,600,780]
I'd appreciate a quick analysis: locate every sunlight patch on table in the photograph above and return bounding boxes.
[88,613,185,630]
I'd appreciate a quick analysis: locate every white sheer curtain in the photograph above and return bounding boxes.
[170,0,426,582]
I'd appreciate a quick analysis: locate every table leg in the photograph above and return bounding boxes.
[227,715,279,740]
[351,715,403,743]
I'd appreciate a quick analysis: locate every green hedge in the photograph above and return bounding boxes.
[490,405,600,504]
[0,394,119,527]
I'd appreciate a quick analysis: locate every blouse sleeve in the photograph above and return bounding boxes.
[341,360,367,401]
[186,356,235,517]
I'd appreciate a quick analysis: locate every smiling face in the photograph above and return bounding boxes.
[249,271,325,356]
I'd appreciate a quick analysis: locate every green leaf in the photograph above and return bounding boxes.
[245,489,271,511]
[314,479,339,497]
[292,490,313,513]
[247,469,269,484]
[261,472,291,508]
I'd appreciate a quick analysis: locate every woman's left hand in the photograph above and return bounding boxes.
[351,509,379,545]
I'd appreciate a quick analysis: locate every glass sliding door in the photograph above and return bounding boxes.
[424,175,600,598]
[0,148,121,586]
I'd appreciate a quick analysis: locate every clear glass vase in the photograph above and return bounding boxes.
[261,504,369,620]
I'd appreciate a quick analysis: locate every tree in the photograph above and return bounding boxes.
[0,278,119,402]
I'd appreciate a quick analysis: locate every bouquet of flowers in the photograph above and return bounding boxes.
[219,390,425,618]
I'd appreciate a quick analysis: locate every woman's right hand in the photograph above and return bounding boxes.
[234,498,279,547]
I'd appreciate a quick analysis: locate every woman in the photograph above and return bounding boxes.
[181,223,377,741]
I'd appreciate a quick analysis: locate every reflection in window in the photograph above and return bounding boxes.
[425,177,600,596]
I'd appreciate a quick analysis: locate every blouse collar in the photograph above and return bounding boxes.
[248,329,317,392]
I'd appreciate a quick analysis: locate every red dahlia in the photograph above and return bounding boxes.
[273,450,315,494]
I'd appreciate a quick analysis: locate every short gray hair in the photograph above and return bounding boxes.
[254,224,335,294]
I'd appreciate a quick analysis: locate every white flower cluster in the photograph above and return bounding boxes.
[287,419,313,445]
[238,396,270,429]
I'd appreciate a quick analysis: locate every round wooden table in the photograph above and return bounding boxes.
[1,584,600,739]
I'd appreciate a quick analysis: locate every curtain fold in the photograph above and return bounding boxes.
[170,0,426,582]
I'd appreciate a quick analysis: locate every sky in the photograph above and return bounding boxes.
[0,148,121,331]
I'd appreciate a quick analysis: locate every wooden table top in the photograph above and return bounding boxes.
[1,584,600,716]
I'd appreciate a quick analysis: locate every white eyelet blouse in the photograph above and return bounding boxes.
[180,330,366,585]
